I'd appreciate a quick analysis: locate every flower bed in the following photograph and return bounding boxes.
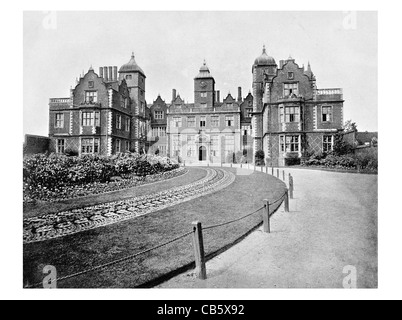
[23,153,181,204]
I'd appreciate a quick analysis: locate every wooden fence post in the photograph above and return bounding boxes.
[284,190,290,212]
[283,170,285,181]
[271,166,274,175]
[277,169,280,178]
[263,200,271,233]
[289,175,294,199]
[192,221,207,280]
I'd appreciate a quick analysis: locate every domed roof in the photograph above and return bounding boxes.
[119,53,145,75]
[254,46,276,66]
[195,60,214,79]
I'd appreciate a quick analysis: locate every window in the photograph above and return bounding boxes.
[279,107,284,123]
[211,135,220,156]
[200,103,207,108]
[126,75,132,80]
[88,81,94,88]
[154,111,164,120]
[224,135,235,155]
[246,109,253,118]
[95,112,100,127]
[187,117,196,128]
[323,135,333,153]
[201,92,207,98]
[116,139,121,153]
[55,113,64,128]
[200,116,206,128]
[122,97,129,109]
[56,139,65,154]
[187,145,196,157]
[226,115,234,127]
[187,135,195,144]
[81,138,100,154]
[280,135,300,152]
[285,107,300,123]
[125,141,130,152]
[227,103,233,108]
[153,127,166,137]
[173,117,182,128]
[125,118,131,132]
[211,116,220,127]
[172,135,181,156]
[82,112,100,126]
[85,91,97,103]
[288,72,294,80]
[116,115,122,130]
[284,83,299,96]
[322,106,333,122]
[82,112,94,126]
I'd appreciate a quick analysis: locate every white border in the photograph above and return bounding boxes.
[1,0,401,301]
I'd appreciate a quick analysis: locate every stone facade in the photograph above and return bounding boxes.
[253,48,344,166]
[47,48,344,164]
[49,54,150,156]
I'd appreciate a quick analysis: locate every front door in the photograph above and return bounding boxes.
[199,146,207,161]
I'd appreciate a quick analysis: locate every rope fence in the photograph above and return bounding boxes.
[26,168,295,288]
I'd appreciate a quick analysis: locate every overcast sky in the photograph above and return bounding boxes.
[23,11,377,136]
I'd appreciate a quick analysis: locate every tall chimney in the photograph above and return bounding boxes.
[113,66,118,81]
[217,91,220,103]
[280,60,285,69]
[238,87,242,102]
[109,67,113,82]
[104,66,108,82]
[99,67,104,79]
[172,89,177,102]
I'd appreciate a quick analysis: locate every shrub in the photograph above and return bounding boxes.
[255,150,265,166]
[23,153,180,200]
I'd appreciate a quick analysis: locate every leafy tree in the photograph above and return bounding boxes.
[333,133,354,156]
[343,120,358,132]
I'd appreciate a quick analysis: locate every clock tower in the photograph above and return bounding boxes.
[194,60,215,108]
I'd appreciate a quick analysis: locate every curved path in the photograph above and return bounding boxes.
[159,168,378,289]
[24,168,235,243]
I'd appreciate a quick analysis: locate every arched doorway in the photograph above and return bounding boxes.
[199,146,207,161]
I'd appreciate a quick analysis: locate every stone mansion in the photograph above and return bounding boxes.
[48,47,344,166]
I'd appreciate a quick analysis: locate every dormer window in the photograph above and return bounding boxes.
[85,91,97,103]
[288,72,294,80]
[201,92,207,98]
[88,81,94,88]
[284,83,298,96]
[154,111,164,120]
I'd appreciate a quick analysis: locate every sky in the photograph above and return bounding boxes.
[23,11,378,136]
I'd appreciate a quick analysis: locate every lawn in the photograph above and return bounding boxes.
[23,168,287,288]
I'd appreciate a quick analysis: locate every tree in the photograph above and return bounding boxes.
[343,120,358,132]
[333,133,354,156]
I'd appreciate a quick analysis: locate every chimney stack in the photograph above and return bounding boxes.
[217,91,220,103]
[113,66,118,81]
[238,87,242,102]
[279,60,285,69]
[109,66,113,82]
[172,89,177,102]
[104,66,108,82]
[99,67,104,79]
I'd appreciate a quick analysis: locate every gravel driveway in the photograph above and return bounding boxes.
[159,168,378,288]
